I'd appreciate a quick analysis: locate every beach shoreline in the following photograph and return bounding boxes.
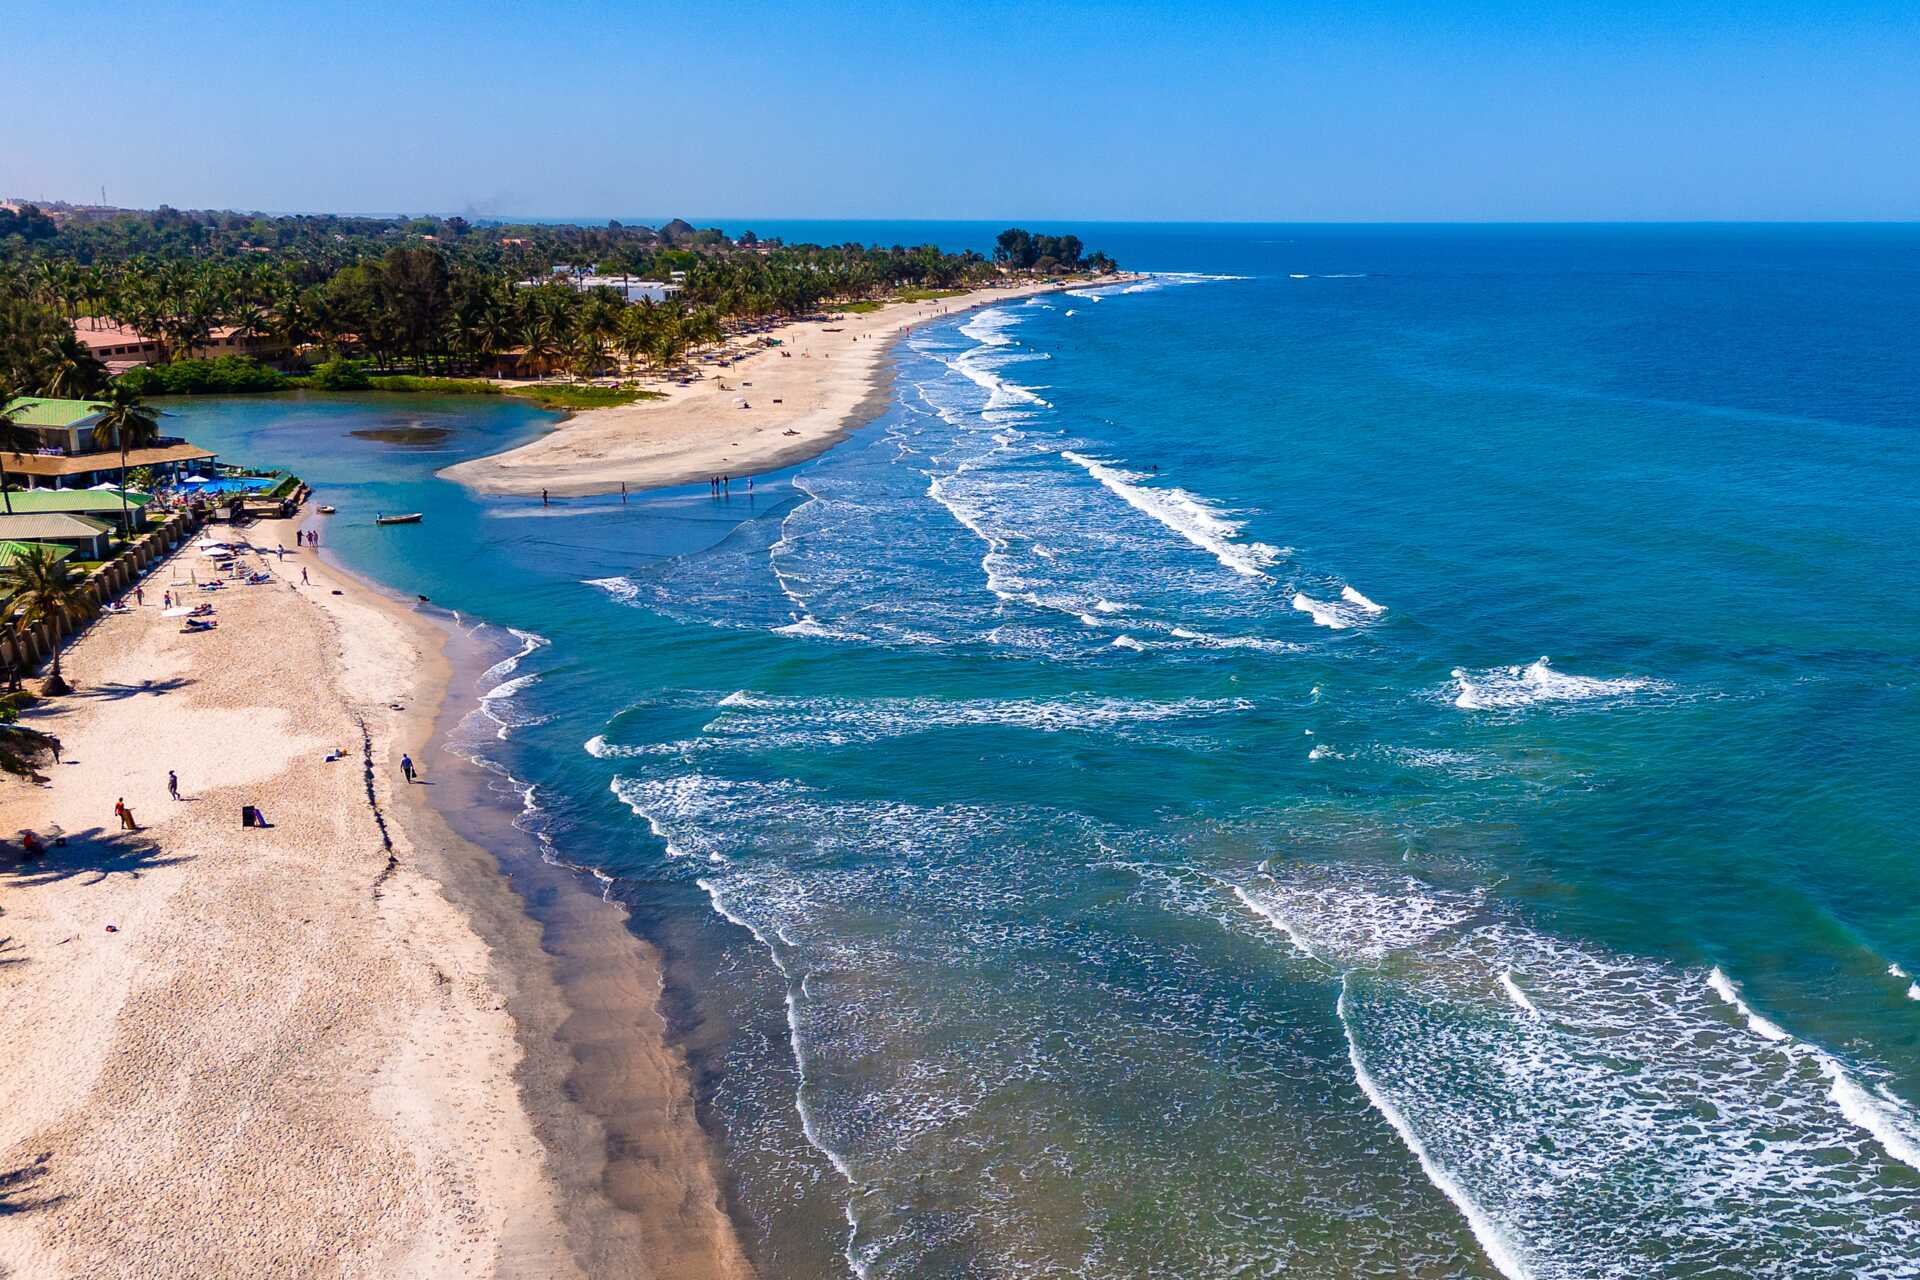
[441,274,1141,498]
[0,517,748,1279]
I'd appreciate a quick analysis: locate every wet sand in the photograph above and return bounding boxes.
[0,518,749,1279]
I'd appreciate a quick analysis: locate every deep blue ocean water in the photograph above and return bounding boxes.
[167,225,1920,1279]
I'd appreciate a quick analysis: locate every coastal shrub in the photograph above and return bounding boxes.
[303,358,373,390]
[117,356,287,395]
[366,375,501,395]
[507,383,662,410]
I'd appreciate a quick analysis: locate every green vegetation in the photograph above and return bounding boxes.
[369,375,499,394]
[118,354,288,395]
[834,301,884,314]
[0,209,1116,401]
[994,229,1116,274]
[301,357,371,390]
[0,541,85,694]
[507,383,662,411]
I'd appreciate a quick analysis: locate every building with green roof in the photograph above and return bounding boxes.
[0,540,75,569]
[2,395,217,493]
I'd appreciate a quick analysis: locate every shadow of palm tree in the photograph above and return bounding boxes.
[0,1154,61,1216]
[67,676,197,702]
[2,827,190,888]
[0,935,22,967]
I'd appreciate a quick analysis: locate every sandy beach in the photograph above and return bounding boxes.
[0,521,748,1279]
[442,275,1138,498]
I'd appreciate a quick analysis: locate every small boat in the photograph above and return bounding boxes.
[318,505,336,514]
[375,513,423,526]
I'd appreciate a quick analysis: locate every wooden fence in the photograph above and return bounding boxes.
[2,507,206,678]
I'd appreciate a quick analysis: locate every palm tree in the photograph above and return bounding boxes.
[0,388,34,515]
[0,542,85,695]
[89,382,160,535]
[41,331,107,398]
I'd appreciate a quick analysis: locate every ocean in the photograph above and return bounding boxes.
[166,224,1920,1279]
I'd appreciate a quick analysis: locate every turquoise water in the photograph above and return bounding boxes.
[168,226,1920,1279]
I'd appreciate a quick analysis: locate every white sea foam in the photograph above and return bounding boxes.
[1337,980,1535,1280]
[1708,967,1920,1172]
[1451,657,1664,711]
[1218,864,1920,1275]
[1498,970,1541,1018]
[1167,626,1296,653]
[479,626,550,683]
[1111,635,1150,651]
[583,575,642,603]
[1061,450,1280,578]
[1340,584,1386,614]
[474,655,550,738]
[699,691,1252,749]
[1288,585,1384,629]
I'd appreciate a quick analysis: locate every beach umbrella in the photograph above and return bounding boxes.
[180,475,212,485]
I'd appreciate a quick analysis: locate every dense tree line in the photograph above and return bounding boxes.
[0,206,1117,394]
[993,228,1116,274]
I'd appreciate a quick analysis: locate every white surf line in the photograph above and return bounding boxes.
[1708,966,1920,1172]
[1224,873,1534,1280]
[696,876,875,1279]
[1338,976,1535,1280]
[1060,450,1279,578]
[1499,970,1542,1018]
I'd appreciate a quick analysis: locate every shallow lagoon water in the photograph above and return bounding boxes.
[170,225,1920,1279]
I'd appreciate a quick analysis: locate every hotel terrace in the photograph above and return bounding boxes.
[2,396,219,494]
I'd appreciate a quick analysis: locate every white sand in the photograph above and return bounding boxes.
[0,525,746,1278]
[442,275,1137,498]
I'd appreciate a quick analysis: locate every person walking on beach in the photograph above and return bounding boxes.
[135,585,144,605]
[542,489,549,507]
[401,753,416,784]
[163,590,171,609]
[301,566,309,585]
[168,770,180,801]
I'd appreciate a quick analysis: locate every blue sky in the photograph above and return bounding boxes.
[4,0,1917,220]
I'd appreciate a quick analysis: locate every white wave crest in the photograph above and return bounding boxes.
[1451,657,1663,711]
[1291,590,1385,630]
[1340,584,1386,614]
[1708,967,1920,1172]
[1061,450,1280,578]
